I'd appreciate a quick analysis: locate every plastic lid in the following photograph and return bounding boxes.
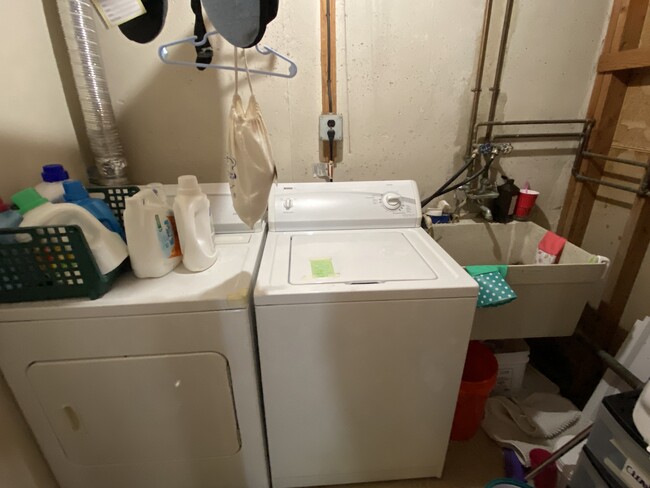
[63,180,90,202]
[177,175,201,195]
[41,164,69,183]
[0,197,9,213]
[12,188,49,215]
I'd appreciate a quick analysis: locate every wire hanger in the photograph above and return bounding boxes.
[158,30,298,78]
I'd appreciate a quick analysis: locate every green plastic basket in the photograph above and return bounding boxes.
[0,185,139,303]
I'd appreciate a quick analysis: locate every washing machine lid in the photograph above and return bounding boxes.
[255,227,478,305]
[289,231,436,284]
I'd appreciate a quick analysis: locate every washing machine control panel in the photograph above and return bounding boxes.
[269,180,422,231]
[381,192,402,210]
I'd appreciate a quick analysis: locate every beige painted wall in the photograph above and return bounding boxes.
[0,2,87,200]
[1,1,611,228]
[90,0,611,229]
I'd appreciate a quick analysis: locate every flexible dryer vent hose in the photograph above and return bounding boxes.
[57,0,128,185]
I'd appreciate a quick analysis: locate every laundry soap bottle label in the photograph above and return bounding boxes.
[155,213,182,259]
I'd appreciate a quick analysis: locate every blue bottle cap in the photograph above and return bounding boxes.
[41,164,69,183]
[63,180,89,202]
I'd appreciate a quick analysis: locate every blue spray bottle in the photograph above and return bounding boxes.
[63,180,126,240]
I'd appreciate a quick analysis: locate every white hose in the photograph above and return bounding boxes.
[57,0,128,185]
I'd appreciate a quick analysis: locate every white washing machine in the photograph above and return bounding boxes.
[254,180,479,488]
[0,184,269,488]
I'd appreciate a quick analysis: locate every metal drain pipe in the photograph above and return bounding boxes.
[57,0,128,185]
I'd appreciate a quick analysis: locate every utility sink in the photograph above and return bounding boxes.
[430,221,608,340]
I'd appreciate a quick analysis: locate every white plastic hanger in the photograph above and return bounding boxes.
[158,30,297,78]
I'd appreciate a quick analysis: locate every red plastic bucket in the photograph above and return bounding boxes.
[450,341,498,441]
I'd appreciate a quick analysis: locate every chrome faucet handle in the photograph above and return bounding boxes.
[494,142,513,154]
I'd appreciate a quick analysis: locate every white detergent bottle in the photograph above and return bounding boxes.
[123,188,182,278]
[173,175,217,272]
[12,188,128,274]
[34,164,70,202]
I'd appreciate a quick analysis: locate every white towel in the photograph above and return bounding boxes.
[482,393,582,466]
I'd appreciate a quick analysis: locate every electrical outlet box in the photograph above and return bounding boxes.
[319,114,343,141]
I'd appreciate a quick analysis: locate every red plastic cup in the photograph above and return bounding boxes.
[450,341,498,441]
[514,189,539,220]
[529,448,557,488]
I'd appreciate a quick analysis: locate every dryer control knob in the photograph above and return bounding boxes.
[283,198,293,210]
[382,192,402,210]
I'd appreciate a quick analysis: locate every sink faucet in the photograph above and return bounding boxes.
[478,203,493,222]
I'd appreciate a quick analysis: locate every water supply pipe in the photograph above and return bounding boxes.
[485,0,515,140]
[464,0,494,160]
[56,0,128,185]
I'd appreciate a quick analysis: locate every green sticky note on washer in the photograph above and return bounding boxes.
[310,258,335,278]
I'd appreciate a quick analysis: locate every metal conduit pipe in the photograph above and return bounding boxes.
[485,0,515,141]
[56,0,128,185]
[464,0,494,160]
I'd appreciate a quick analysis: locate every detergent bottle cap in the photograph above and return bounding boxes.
[63,180,90,202]
[41,164,69,183]
[177,175,201,195]
[12,188,49,215]
[0,197,9,213]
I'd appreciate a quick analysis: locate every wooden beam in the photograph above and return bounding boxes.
[618,0,649,50]
[609,0,638,51]
[558,73,629,244]
[599,47,650,72]
[557,0,630,240]
[597,0,650,71]
[320,0,337,114]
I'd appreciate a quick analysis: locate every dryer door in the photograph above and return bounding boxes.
[27,352,240,465]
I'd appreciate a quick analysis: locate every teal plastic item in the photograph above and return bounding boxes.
[485,479,532,488]
[465,265,517,308]
[0,197,21,244]
[63,180,125,240]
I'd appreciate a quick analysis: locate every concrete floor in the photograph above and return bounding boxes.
[317,430,504,488]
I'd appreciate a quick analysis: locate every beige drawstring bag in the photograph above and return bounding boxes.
[226,47,276,228]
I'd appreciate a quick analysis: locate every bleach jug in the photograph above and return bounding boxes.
[34,164,70,203]
[173,175,217,272]
[12,188,128,274]
[123,188,182,278]
[63,180,125,240]
[0,197,21,244]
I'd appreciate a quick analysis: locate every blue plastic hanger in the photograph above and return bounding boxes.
[158,30,298,78]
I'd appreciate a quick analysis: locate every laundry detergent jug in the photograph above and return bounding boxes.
[173,175,218,272]
[123,188,182,278]
[63,180,125,240]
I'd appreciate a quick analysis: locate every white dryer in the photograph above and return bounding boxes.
[0,184,269,488]
[254,180,479,488]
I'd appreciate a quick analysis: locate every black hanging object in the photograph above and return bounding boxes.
[191,0,214,70]
[492,176,520,223]
[119,0,168,44]
[201,0,279,48]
